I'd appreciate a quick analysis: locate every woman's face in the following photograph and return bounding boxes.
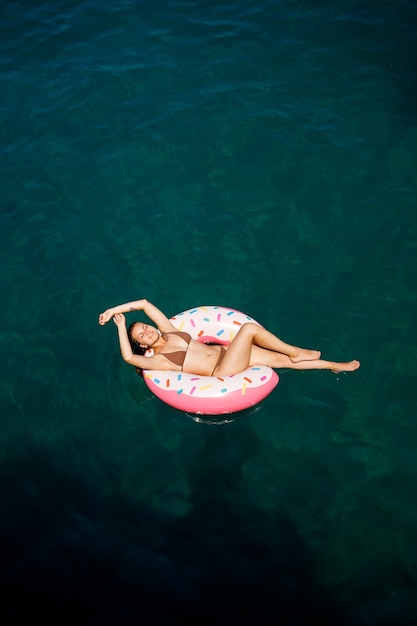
[132,322,159,348]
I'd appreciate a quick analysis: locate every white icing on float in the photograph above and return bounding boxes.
[143,305,279,415]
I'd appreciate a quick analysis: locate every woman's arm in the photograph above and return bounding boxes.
[99,298,148,324]
[112,313,148,368]
[99,298,175,331]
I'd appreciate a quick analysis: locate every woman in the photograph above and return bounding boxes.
[98,299,360,376]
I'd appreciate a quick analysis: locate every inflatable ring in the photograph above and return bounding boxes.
[143,306,279,415]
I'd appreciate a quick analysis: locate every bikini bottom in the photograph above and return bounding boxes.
[211,346,226,375]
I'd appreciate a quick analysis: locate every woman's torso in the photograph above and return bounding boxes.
[157,331,224,375]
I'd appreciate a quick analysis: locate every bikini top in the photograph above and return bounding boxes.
[161,331,192,368]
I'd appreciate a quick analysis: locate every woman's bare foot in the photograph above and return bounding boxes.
[290,348,321,363]
[331,360,360,373]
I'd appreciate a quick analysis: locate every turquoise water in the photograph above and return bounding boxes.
[1,0,417,623]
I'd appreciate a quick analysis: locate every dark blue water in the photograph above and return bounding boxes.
[1,1,417,623]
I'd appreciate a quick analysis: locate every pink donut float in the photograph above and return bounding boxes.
[143,305,279,415]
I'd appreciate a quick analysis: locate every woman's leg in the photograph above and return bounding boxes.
[226,322,319,363]
[214,323,308,375]
[241,323,321,362]
[249,346,360,373]
[214,323,359,376]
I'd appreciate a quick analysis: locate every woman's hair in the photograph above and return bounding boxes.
[127,322,146,356]
[128,322,146,377]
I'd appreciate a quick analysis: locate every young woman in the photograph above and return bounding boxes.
[98,299,360,376]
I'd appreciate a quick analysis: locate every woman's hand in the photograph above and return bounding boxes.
[113,313,126,326]
[98,309,114,325]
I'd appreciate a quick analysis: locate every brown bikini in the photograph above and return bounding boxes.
[162,331,192,367]
[212,346,226,374]
[162,330,226,374]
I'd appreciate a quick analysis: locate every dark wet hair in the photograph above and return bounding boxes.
[127,321,146,355]
[127,322,146,377]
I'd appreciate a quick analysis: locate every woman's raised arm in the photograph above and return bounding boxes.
[112,313,147,367]
[98,298,175,331]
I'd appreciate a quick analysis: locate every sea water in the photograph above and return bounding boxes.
[1,1,417,623]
